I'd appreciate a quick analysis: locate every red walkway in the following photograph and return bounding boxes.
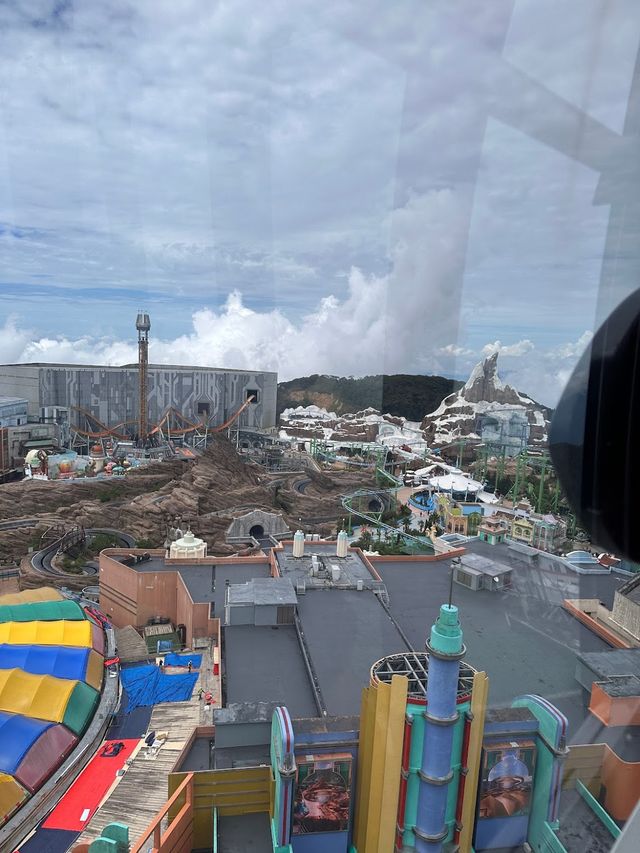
[43,739,138,832]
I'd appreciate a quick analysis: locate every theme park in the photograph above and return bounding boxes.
[0,311,637,853]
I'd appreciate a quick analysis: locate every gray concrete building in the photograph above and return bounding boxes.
[0,363,277,431]
[0,397,28,427]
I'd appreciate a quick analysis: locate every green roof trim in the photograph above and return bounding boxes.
[0,600,85,624]
[63,682,99,735]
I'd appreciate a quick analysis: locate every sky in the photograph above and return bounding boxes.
[1,0,640,406]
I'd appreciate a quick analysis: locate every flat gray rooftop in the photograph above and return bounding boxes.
[3,361,276,377]
[178,735,213,772]
[276,543,377,588]
[374,539,624,737]
[224,625,318,718]
[556,788,615,853]
[578,647,640,678]
[618,573,640,604]
[228,577,297,607]
[217,813,273,853]
[214,743,271,770]
[297,589,410,717]
[460,552,512,576]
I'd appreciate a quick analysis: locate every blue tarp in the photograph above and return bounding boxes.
[0,711,53,773]
[0,644,90,681]
[119,664,198,711]
[164,652,202,668]
[18,827,79,853]
[108,686,153,740]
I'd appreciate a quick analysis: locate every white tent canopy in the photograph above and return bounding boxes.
[428,473,483,494]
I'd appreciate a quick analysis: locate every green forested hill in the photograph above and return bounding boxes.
[277,374,463,421]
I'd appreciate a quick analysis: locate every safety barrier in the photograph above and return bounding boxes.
[131,772,194,853]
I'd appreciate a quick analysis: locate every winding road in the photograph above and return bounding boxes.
[28,526,137,578]
[0,518,136,577]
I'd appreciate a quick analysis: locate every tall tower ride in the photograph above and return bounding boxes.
[136,312,151,443]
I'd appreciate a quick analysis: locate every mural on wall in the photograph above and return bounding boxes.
[292,753,352,834]
[47,451,93,480]
[478,741,536,819]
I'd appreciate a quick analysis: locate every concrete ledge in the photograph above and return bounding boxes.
[563,600,637,649]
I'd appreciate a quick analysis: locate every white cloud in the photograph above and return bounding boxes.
[481,339,535,357]
[436,344,474,357]
[490,331,596,406]
[7,188,468,379]
[0,316,31,363]
[550,330,593,359]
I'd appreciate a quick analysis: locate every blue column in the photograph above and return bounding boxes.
[415,604,465,853]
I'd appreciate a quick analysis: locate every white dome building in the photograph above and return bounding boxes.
[169,530,207,560]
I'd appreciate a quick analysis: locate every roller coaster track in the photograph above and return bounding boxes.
[30,526,136,578]
[73,396,256,443]
[341,488,432,548]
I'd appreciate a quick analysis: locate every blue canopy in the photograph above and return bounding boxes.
[0,711,52,773]
[120,664,198,711]
[0,644,90,681]
[163,652,202,668]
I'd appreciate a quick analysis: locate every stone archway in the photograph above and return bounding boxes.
[226,510,290,542]
[249,524,265,538]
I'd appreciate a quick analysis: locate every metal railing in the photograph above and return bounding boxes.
[131,772,194,853]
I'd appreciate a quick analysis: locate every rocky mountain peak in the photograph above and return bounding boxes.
[461,353,523,406]
[421,353,550,446]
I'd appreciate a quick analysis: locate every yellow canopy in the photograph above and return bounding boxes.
[0,587,63,605]
[0,773,28,825]
[0,620,92,648]
[0,668,76,723]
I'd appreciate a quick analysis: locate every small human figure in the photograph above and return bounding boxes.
[187,660,192,673]
[197,687,204,700]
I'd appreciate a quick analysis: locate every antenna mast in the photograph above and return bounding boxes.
[136,312,151,444]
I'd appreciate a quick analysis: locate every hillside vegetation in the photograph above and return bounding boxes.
[277,374,463,421]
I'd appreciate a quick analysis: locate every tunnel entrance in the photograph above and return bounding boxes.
[368,498,383,513]
[249,524,265,538]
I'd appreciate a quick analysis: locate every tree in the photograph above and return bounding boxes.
[355,529,373,550]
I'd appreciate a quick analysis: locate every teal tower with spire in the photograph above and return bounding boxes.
[414,603,465,852]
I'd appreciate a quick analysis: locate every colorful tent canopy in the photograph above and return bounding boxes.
[0,620,93,649]
[0,599,85,624]
[0,588,104,828]
[0,773,29,825]
[0,711,78,789]
[0,713,52,772]
[0,587,62,605]
[0,645,103,691]
[14,722,77,793]
[0,669,98,735]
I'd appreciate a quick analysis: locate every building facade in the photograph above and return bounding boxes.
[0,363,278,431]
[477,517,508,545]
[530,513,566,552]
[0,422,61,478]
[0,397,28,427]
[444,504,483,537]
[510,516,534,545]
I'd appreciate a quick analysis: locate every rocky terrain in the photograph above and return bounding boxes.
[0,436,374,566]
[421,353,551,447]
[280,405,407,443]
